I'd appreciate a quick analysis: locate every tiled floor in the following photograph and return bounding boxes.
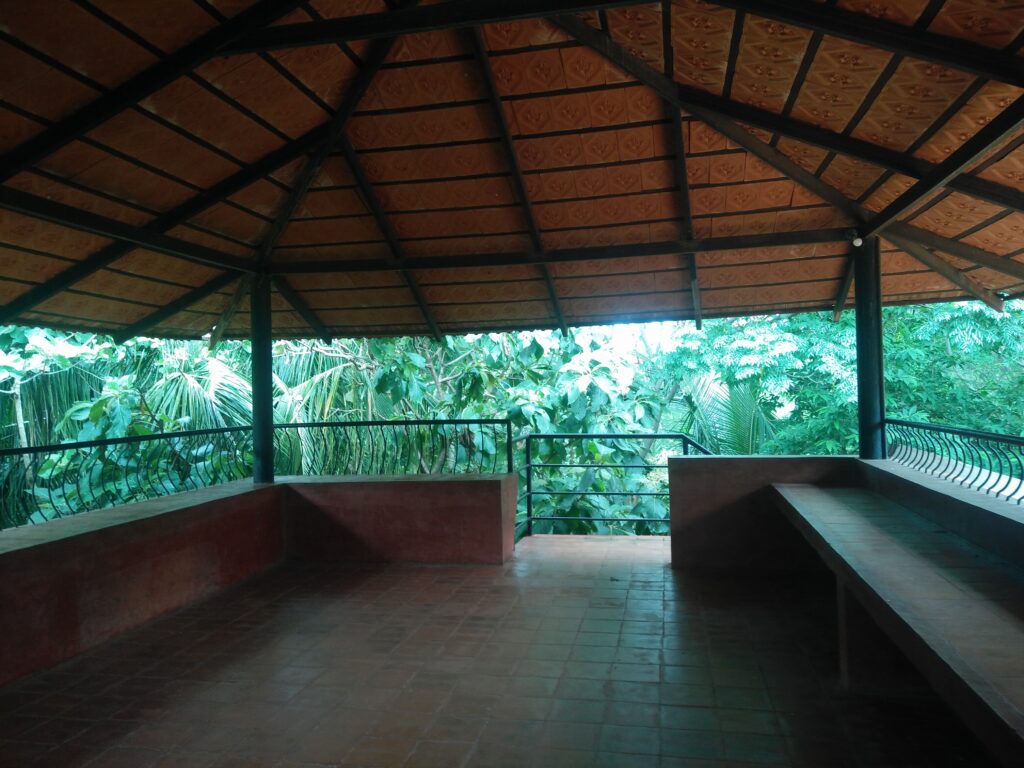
[0,536,995,767]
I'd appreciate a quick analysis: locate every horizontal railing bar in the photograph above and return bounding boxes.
[884,419,1024,446]
[277,418,510,428]
[527,433,696,440]
[527,490,667,497]
[0,425,253,457]
[0,418,514,458]
[528,462,666,469]
[530,516,669,523]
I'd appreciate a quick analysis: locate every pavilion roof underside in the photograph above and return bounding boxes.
[1,0,1023,340]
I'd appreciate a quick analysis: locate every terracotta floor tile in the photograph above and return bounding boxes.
[0,537,1001,768]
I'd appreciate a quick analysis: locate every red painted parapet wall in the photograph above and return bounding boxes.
[285,474,518,564]
[0,474,517,687]
[669,456,859,570]
[0,482,286,687]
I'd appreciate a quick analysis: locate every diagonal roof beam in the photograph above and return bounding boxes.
[832,253,856,322]
[706,0,1024,88]
[886,233,1005,312]
[221,0,644,55]
[208,275,253,350]
[0,0,305,182]
[0,34,396,327]
[558,16,1006,312]
[661,1,701,329]
[892,224,1024,283]
[553,16,1024,215]
[0,186,254,272]
[861,95,1024,238]
[338,136,442,341]
[115,37,402,343]
[468,28,568,336]
[273,275,332,343]
[112,271,240,344]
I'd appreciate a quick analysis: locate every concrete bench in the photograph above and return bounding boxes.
[771,483,1024,768]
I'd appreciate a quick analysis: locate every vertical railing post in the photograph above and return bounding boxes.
[251,274,275,483]
[505,420,513,474]
[854,236,886,460]
[525,436,533,537]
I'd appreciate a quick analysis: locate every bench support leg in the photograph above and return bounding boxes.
[837,579,915,693]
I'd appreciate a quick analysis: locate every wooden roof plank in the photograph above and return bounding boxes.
[561,16,1010,315]
[0,0,305,182]
[0,186,253,272]
[861,95,1024,238]
[469,26,568,335]
[706,0,1024,87]
[338,135,442,340]
[554,15,1024,216]
[272,275,331,342]
[111,270,239,343]
[221,0,646,55]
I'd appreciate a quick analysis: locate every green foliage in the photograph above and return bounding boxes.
[1,300,1023,532]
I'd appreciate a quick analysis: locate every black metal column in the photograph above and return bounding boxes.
[853,237,886,459]
[251,274,275,483]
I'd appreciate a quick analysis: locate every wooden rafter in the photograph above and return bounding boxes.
[338,136,442,341]
[273,276,332,343]
[0,187,253,273]
[208,275,253,350]
[552,16,1024,216]
[558,16,1008,313]
[0,0,305,182]
[661,0,701,329]
[221,0,645,55]
[860,95,1024,238]
[706,0,1024,88]
[114,37,402,343]
[112,271,240,344]
[468,27,568,335]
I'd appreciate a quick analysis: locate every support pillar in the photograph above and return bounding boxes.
[853,237,885,459]
[251,274,274,483]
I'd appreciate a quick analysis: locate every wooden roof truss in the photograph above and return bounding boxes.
[1,0,1023,339]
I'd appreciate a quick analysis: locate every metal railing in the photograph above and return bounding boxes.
[524,432,711,536]
[273,419,513,476]
[0,418,513,530]
[0,427,253,529]
[885,419,1024,505]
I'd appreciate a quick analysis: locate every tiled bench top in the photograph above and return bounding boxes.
[773,484,1024,767]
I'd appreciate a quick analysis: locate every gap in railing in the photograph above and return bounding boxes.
[521,432,711,538]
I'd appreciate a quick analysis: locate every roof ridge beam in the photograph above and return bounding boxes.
[705,0,1024,88]
[0,0,305,182]
[221,0,645,55]
[553,16,1024,216]
[468,27,569,335]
